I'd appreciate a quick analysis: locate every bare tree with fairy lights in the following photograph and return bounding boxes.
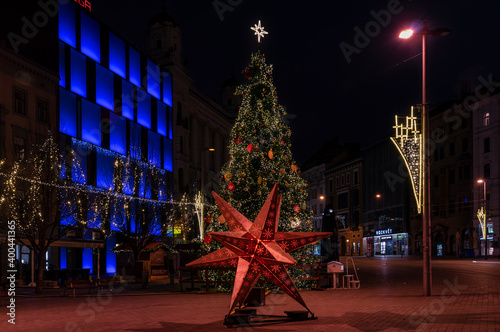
[0,135,99,295]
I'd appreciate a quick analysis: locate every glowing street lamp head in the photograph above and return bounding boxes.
[477,179,484,184]
[399,29,414,39]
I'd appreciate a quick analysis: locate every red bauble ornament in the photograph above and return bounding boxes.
[244,69,251,79]
[247,144,253,153]
[205,215,211,224]
[294,204,301,213]
[234,136,243,145]
[227,182,236,191]
[281,139,286,145]
[280,169,285,174]
[204,235,213,244]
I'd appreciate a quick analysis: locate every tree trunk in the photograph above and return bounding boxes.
[35,247,47,295]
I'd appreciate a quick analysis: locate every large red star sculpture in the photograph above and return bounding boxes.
[187,183,332,317]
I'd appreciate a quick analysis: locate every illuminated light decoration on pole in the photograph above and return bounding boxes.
[391,106,423,214]
[398,21,451,297]
[477,179,488,260]
[477,207,486,241]
[250,20,268,43]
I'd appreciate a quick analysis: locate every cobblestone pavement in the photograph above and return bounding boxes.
[1,256,499,331]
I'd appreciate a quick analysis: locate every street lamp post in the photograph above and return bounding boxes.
[477,179,487,260]
[200,147,215,239]
[399,22,451,296]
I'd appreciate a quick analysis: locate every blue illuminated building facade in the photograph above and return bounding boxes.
[56,2,173,275]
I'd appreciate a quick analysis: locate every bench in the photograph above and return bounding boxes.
[95,277,121,293]
[63,280,99,297]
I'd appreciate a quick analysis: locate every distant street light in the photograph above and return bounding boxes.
[399,21,451,297]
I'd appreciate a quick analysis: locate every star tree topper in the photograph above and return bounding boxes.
[187,184,332,316]
[250,20,268,43]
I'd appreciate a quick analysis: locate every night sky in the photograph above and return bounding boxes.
[93,0,500,164]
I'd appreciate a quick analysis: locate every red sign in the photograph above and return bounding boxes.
[74,0,91,12]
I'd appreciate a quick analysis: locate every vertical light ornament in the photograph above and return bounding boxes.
[390,106,423,213]
[477,207,487,240]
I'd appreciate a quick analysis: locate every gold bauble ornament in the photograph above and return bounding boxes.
[268,149,274,159]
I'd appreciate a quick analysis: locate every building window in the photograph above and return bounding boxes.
[36,98,49,124]
[147,60,161,99]
[109,32,126,79]
[179,136,184,154]
[484,163,490,179]
[449,142,455,156]
[483,112,490,126]
[338,192,348,209]
[346,173,350,185]
[14,89,26,116]
[163,72,173,107]
[462,137,468,152]
[137,91,151,129]
[341,175,344,186]
[336,176,339,187]
[354,171,358,185]
[329,179,333,193]
[449,170,455,184]
[14,136,26,160]
[484,137,490,153]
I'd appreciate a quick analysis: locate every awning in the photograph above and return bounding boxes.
[112,242,165,252]
[1,236,105,249]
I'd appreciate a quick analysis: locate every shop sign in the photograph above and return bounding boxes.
[380,236,392,240]
[376,228,392,236]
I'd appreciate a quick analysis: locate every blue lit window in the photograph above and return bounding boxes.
[109,32,126,78]
[111,199,125,231]
[96,64,114,110]
[83,248,92,273]
[109,113,126,155]
[96,150,114,190]
[81,12,100,63]
[130,122,141,160]
[163,137,173,171]
[60,248,67,269]
[123,163,134,195]
[59,42,66,87]
[157,101,167,136]
[129,47,141,87]
[163,72,173,107]
[130,201,137,232]
[169,107,173,139]
[60,197,76,226]
[121,80,134,121]
[147,60,161,99]
[59,88,77,137]
[137,90,151,129]
[59,2,76,47]
[87,194,102,229]
[158,174,168,202]
[81,99,101,146]
[148,130,161,167]
[138,165,150,198]
[106,237,117,274]
[70,49,86,97]
[72,141,87,184]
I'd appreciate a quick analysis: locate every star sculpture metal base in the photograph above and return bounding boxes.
[187,183,332,321]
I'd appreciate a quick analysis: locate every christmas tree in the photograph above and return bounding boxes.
[204,49,317,290]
